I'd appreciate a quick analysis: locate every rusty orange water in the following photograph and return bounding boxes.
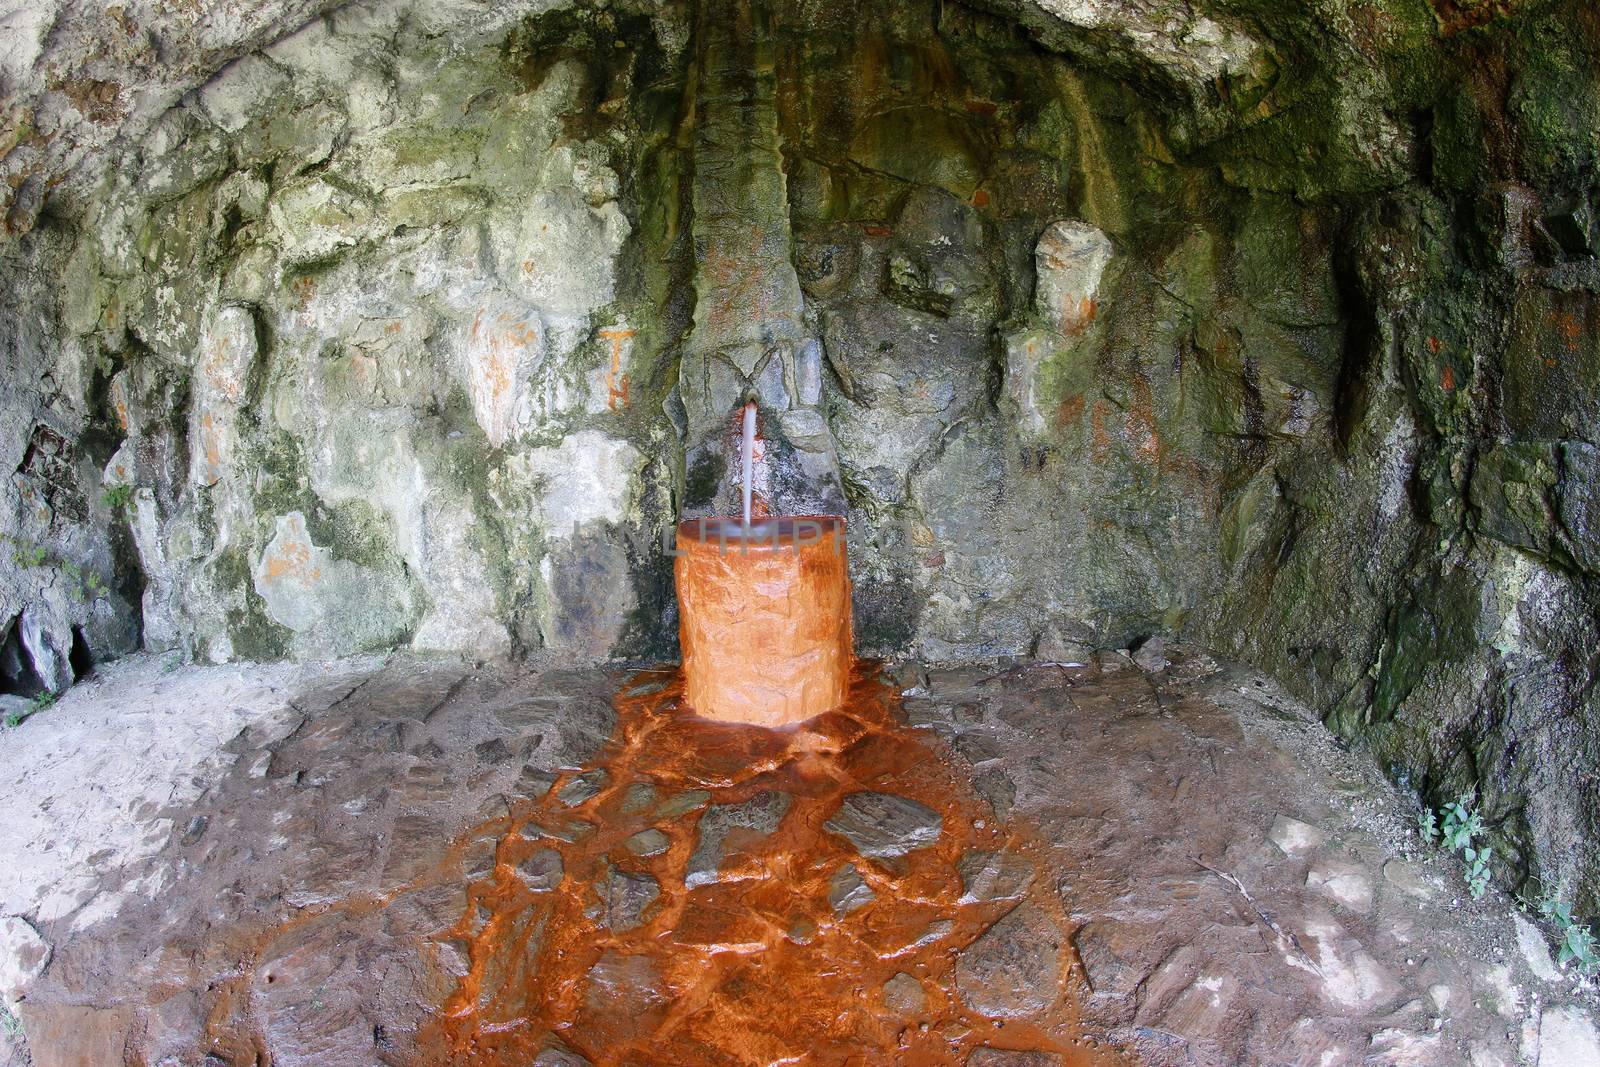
[417,665,1126,1066]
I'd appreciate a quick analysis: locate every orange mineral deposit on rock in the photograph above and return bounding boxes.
[675,516,852,727]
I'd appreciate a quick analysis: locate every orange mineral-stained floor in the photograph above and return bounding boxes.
[417,664,1127,1066]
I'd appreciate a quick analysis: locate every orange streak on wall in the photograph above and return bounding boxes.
[600,328,636,412]
[1058,393,1086,428]
[1089,399,1113,463]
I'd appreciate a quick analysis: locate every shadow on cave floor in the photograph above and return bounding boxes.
[0,649,1593,1066]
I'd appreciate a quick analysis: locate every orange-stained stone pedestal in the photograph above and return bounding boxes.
[675,516,852,726]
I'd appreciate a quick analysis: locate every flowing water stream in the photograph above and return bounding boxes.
[417,664,1120,1065]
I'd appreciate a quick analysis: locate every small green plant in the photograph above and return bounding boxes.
[8,539,46,568]
[5,690,57,728]
[0,1003,21,1039]
[1440,794,1484,853]
[1,532,112,601]
[1420,793,1494,898]
[1464,844,1493,900]
[101,483,135,516]
[1562,924,1600,975]
[1418,807,1439,846]
[1537,891,1600,976]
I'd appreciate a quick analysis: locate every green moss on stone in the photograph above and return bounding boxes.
[1371,567,1484,725]
[210,546,291,661]
[684,452,725,509]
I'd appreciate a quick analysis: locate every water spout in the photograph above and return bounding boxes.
[741,400,756,529]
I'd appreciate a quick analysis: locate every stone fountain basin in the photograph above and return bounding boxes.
[675,515,853,728]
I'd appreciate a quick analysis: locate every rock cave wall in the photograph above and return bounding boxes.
[1,0,1599,909]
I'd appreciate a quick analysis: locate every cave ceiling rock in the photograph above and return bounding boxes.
[0,0,1359,234]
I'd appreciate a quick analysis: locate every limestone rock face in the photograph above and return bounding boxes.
[0,915,50,1009]
[1,0,684,668]
[676,0,843,519]
[1539,1006,1600,1067]
[252,511,417,658]
[1004,221,1113,438]
[1033,221,1114,339]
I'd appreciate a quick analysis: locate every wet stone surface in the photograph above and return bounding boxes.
[557,770,609,808]
[882,971,926,1016]
[957,902,1064,1018]
[1,648,1596,1067]
[823,790,944,859]
[684,790,794,888]
[623,828,670,857]
[515,847,565,892]
[827,862,875,916]
[596,867,660,932]
[959,849,1036,903]
[969,1050,1067,1067]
